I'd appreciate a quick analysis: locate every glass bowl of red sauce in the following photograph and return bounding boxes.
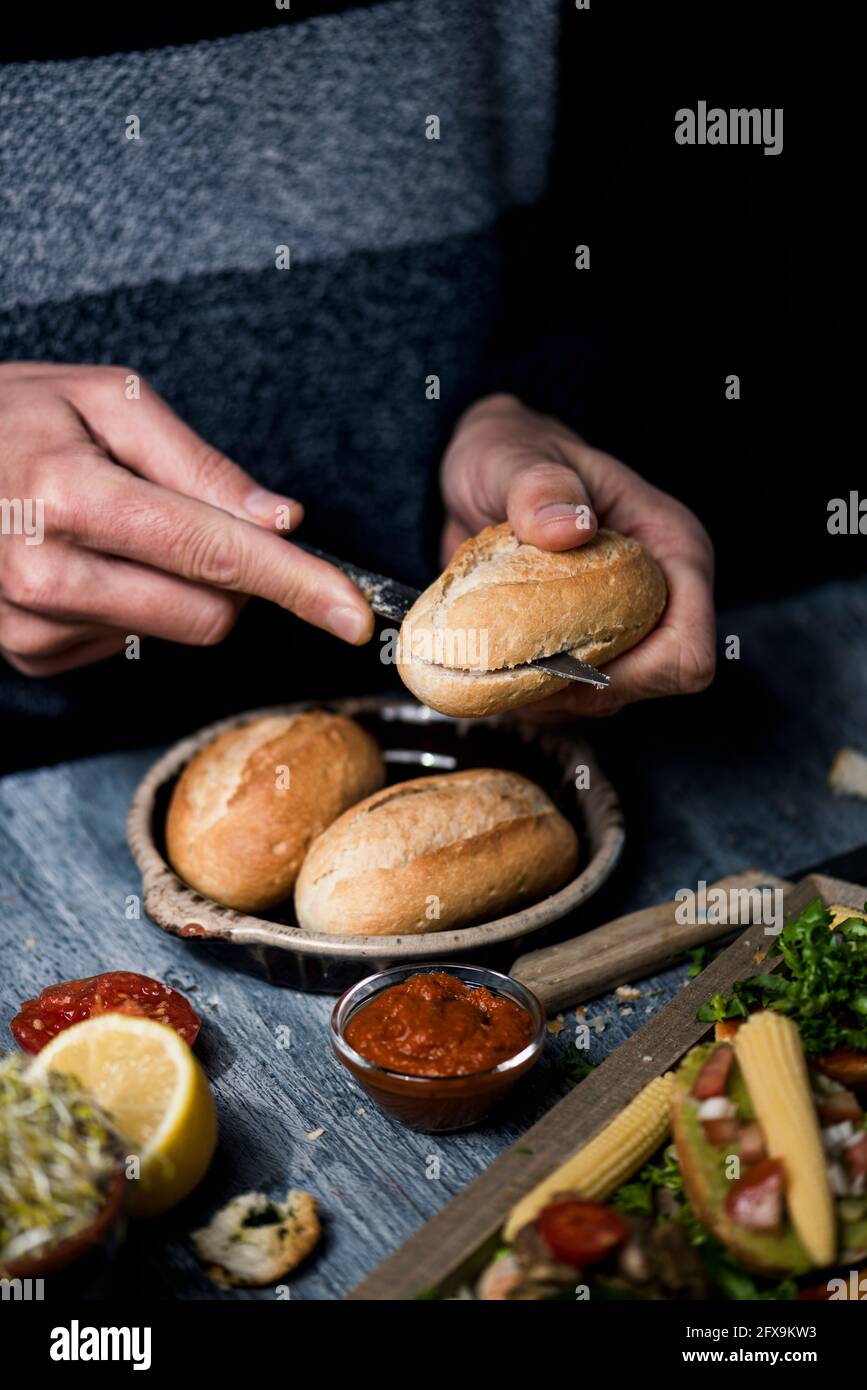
[330,964,545,1132]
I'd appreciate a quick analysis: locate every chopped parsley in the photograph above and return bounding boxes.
[242,1202,284,1229]
[565,1052,597,1089]
[697,898,867,1054]
[687,944,723,978]
[612,1145,685,1217]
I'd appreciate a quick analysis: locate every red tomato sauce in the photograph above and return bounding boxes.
[10,971,201,1053]
[344,971,534,1077]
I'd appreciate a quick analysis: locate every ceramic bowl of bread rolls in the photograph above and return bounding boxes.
[127,525,664,990]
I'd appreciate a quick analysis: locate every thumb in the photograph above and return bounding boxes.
[442,396,598,552]
[504,459,598,551]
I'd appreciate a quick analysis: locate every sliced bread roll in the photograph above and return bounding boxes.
[166,711,385,912]
[397,523,667,717]
[294,767,579,937]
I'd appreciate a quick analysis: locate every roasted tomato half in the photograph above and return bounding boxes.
[10,971,201,1053]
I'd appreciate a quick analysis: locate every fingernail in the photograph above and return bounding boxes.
[327,605,367,644]
[535,501,596,534]
[245,487,297,527]
[535,502,583,522]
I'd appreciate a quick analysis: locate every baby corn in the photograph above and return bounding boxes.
[734,1011,836,1268]
[828,904,867,930]
[503,1073,673,1242]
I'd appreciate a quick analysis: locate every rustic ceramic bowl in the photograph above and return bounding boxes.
[127,695,625,992]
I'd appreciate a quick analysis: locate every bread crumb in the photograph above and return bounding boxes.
[642,1055,653,1063]
[192,1189,320,1288]
[304,1127,324,1141]
[620,1007,634,1017]
[615,985,641,1001]
[829,747,867,800]
[575,1006,586,1020]
[546,1014,565,1036]
[24,937,35,949]
[356,1107,366,1116]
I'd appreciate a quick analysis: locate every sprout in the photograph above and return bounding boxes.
[0,1053,121,1265]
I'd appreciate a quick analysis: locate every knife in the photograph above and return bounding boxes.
[297,543,612,690]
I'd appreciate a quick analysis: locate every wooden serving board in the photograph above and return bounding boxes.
[348,872,867,1300]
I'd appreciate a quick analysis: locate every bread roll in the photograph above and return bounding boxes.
[397,523,667,717]
[166,711,385,912]
[294,768,579,937]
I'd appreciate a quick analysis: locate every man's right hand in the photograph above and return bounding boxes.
[0,362,373,676]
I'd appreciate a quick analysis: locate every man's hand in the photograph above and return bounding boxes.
[440,393,716,715]
[0,363,373,676]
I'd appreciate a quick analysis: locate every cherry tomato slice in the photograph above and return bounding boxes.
[10,971,201,1053]
[846,1133,867,1180]
[691,1043,735,1099]
[816,1047,867,1090]
[817,1090,863,1126]
[702,1116,739,1147]
[537,1200,629,1268]
[725,1157,785,1233]
[737,1121,767,1165]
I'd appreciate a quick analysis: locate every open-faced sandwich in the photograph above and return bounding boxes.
[699,900,867,1089]
[475,1011,867,1300]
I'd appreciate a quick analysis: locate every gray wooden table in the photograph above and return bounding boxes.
[2,575,866,1300]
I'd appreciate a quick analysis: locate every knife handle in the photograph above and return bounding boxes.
[510,869,792,1012]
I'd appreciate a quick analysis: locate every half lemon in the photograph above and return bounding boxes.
[30,1013,217,1217]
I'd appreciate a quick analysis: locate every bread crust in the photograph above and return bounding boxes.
[397,524,666,717]
[166,711,385,912]
[294,768,579,936]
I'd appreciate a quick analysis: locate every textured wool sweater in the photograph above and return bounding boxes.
[0,1,574,763]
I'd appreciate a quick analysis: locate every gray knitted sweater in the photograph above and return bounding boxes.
[0,1,566,761]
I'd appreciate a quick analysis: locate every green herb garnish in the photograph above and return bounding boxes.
[612,1145,701,1235]
[242,1202,283,1229]
[565,1052,597,1088]
[697,898,867,1054]
[687,945,723,978]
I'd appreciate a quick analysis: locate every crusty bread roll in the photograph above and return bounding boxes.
[397,523,667,717]
[166,712,385,912]
[294,768,579,937]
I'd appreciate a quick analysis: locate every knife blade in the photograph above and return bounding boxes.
[297,543,612,689]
